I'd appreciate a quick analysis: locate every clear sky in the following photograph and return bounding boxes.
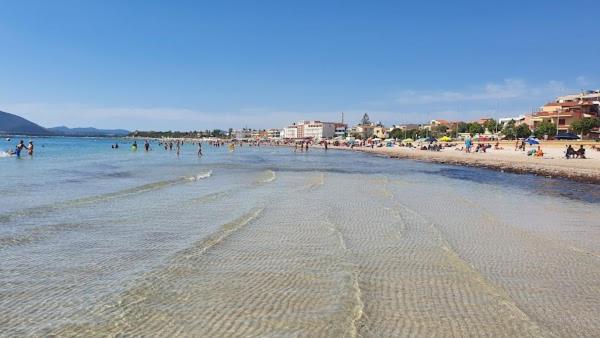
[1,0,598,130]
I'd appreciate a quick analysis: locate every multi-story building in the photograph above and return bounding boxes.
[282,125,299,139]
[267,128,282,139]
[373,123,388,139]
[334,124,347,138]
[530,99,599,133]
[556,90,600,103]
[282,121,345,140]
[233,128,253,140]
[498,115,527,125]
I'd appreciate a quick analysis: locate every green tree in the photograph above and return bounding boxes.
[389,128,403,139]
[467,123,484,135]
[515,124,531,139]
[571,117,600,138]
[501,120,516,139]
[457,122,468,133]
[432,125,448,136]
[533,121,557,139]
[483,119,498,133]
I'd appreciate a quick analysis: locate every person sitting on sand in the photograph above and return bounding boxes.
[565,145,575,159]
[576,145,586,159]
[535,146,544,157]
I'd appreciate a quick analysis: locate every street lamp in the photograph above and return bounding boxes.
[555,108,560,136]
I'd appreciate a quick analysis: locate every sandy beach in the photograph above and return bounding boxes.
[322,141,600,183]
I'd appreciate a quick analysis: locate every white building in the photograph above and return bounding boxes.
[303,121,336,140]
[267,128,282,139]
[282,125,299,139]
[282,121,346,140]
[498,115,526,125]
[556,90,600,103]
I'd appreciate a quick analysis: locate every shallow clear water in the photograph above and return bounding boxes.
[1,137,599,336]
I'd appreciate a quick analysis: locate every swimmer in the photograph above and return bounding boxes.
[27,141,34,155]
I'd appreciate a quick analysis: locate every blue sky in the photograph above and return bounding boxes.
[1,0,598,130]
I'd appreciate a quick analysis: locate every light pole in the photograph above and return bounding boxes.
[555,108,560,136]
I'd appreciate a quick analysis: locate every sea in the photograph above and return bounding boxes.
[1,136,599,336]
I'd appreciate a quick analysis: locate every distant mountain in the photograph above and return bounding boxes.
[0,110,53,135]
[48,126,130,137]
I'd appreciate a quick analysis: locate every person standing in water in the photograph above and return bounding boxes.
[176,141,181,156]
[15,140,26,157]
[197,142,203,157]
[27,141,34,156]
[144,140,150,151]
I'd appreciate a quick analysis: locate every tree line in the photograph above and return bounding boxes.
[387,117,600,140]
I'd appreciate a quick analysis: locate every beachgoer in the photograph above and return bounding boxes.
[132,141,138,151]
[576,145,586,159]
[465,136,472,153]
[197,142,202,157]
[27,141,34,155]
[535,146,544,157]
[565,145,575,159]
[15,140,26,157]
[144,140,150,151]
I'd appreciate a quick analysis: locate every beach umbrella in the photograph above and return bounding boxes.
[424,136,437,143]
[526,137,540,145]
[439,136,452,142]
[402,138,414,143]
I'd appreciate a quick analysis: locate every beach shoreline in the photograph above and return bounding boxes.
[317,143,600,184]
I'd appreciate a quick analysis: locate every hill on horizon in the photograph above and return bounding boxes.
[0,110,53,135]
[48,126,130,137]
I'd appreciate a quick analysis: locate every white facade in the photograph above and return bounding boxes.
[498,115,526,125]
[267,128,282,139]
[282,121,345,140]
[557,90,600,103]
[303,122,336,140]
[282,126,298,139]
